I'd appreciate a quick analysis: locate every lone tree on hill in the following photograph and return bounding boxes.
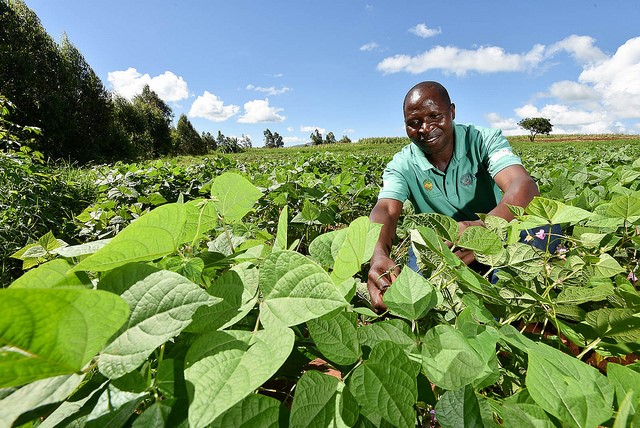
[518,117,553,142]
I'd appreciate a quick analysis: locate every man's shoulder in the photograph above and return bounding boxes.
[455,123,503,142]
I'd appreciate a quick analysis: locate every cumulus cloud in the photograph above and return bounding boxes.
[547,35,607,65]
[545,80,600,103]
[409,23,441,38]
[300,125,326,134]
[283,136,306,145]
[237,99,285,123]
[360,42,379,52]
[246,84,291,96]
[188,91,240,122]
[108,67,189,102]
[377,44,546,76]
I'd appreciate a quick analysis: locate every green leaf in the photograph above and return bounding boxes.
[290,371,358,428]
[188,266,258,333]
[98,264,220,379]
[505,243,544,280]
[525,346,614,428]
[420,324,485,390]
[9,258,90,289]
[434,385,482,428]
[383,267,441,320]
[309,229,341,269]
[210,393,286,428]
[526,197,592,224]
[211,172,263,223]
[404,212,459,243]
[584,308,640,343]
[0,288,129,387]
[185,328,294,428]
[348,341,417,428]
[273,206,289,252]
[501,391,556,428]
[259,250,347,327]
[131,402,172,428]
[307,312,361,366]
[593,254,625,278]
[607,363,640,415]
[52,239,111,258]
[330,216,382,285]
[357,319,421,371]
[556,283,615,304]
[72,203,191,272]
[85,383,147,428]
[0,373,85,428]
[457,226,503,255]
[606,193,640,221]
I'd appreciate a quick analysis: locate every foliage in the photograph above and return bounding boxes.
[263,128,284,148]
[310,128,323,145]
[518,117,553,142]
[2,166,640,427]
[0,0,119,163]
[173,114,206,156]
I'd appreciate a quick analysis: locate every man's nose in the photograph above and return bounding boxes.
[420,121,435,133]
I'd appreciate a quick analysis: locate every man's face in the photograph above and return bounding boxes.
[403,87,455,157]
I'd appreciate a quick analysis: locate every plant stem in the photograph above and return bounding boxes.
[576,337,602,360]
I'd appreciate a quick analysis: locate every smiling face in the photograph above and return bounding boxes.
[403,82,456,159]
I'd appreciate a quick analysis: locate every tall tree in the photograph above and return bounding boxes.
[173,114,204,155]
[263,129,283,148]
[131,85,174,157]
[201,131,217,152]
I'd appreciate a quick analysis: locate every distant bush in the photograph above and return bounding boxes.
[357,137,409,145]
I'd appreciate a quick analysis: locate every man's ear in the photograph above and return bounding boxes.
[450,103,456,120]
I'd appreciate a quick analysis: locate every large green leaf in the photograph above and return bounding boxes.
[526,197,592,224]
[259,250,347,327]
[0,288,129,387]
[289,371,359,428]
[420,324,485,390]
[185,328,294,428]
[584,308,640,343]
[330,216,382,286]
[501,390,556,428]
[309,229,341,269]
[525,347,614,428]
[211,172,263,223]
[606,193,640,221]
[383,267,441,321]
[404,212,459,243]
[210,393,287,428]
[456,226,503,255]
[348,341,417,428]
[592,254,625,278]
[307,312,361,366]
[98,264,220,379]
[9,258,90,289]
[356,319,421,371]
[505,242,544,281]
[72,203,197,272]
[273,206,289,252]
[607,363,640,416]
[434,385,482,428]
[0,373,84,428]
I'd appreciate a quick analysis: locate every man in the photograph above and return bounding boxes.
[367,81,539,311]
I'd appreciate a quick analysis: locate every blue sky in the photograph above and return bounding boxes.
[25,0,640,146]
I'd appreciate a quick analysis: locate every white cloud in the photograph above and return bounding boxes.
[108,67,189,102]
[377,44,546,76]
[360,42,379,52]
[547,35,607,65]
[246,84,291,96]
[578,36,640,118]
[343,128,355,134]
[409,23,441,38]
[237,99,285,123]
[545,80,600,103]
[300,125,326,134]
[283,136,305,145]
[188,91,239,122]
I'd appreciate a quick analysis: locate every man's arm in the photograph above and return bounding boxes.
[367,198,404,311]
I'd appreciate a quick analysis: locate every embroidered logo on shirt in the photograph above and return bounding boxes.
[460,173,476,186]
[423,180,433,191]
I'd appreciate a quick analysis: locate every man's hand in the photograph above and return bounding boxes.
[367,254,401,312]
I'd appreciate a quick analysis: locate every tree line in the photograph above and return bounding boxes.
[0,0,309,163]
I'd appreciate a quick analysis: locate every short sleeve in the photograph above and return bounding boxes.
[481,127,523,177]
[378,164,409,202]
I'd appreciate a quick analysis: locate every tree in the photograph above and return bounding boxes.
[324,131,336,144]
[201,131,217,152]
[338,135,352,144]
[518,117,553,142]
[263,128,283,148]
[131,85,174,157]
[173,114,204,155]
[238,134,252,149]
[310,129,323,145]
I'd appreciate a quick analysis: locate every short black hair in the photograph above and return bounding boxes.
[403,81,451,108]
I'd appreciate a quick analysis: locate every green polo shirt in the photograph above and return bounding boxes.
[379,123,523,221]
